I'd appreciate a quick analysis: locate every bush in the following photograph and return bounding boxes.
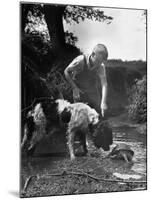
[46,70,73,102]
[127,75,147,123]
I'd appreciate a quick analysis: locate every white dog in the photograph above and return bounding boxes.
[56,99,99,160]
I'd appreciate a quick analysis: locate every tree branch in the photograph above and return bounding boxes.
[22,169,147,192]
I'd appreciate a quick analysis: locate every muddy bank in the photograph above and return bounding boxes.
[20,113,147,198]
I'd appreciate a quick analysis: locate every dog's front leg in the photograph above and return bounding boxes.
[80,131,88,155]
[67,130,76,161]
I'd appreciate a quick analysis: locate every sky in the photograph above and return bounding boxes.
[64,7,146,61]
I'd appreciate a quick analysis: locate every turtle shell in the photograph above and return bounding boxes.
[109,143,134,157]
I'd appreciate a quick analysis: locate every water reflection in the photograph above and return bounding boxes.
[113,126,146,176]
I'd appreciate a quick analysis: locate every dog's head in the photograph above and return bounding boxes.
[92,121,113,151]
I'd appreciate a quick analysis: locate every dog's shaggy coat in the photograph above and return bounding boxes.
[21,98,112,160]
[56,99,99,160]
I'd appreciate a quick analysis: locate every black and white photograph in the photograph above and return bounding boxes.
[20,1,147,198]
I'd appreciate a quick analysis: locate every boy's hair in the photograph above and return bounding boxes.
[93,44,108,60]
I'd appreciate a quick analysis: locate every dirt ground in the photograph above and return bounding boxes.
[20,113,147,198]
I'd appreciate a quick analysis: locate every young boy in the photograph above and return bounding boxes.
[64,44,108,117]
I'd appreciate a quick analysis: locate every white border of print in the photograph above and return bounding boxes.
[0,0,150,200]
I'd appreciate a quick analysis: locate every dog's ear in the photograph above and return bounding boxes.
[103,121,113,145]
[92,121,113,151]
[101,122,113,150]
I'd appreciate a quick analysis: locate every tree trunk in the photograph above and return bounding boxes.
[44,5,66,52]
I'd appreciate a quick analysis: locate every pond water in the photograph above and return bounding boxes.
[113,125,147,176]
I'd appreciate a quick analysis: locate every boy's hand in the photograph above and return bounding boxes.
[73,87,83,101]
[101,102,108,117]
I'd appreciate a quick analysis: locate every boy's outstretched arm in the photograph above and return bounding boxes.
[98,63,108,117]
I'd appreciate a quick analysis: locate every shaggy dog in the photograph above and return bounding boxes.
[21,98,99,157]
[56,100,113,160]
[21,98,112,160]
[56,99,99,160]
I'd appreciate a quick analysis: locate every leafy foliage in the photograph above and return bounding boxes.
[105,60,146,116]
[64,5,113,24]
[65,31,78,46]
[127,75,147,123]
[23,4,113,46]
[22,3,113,26]
[25,13,78,46]
[25,11,49,42]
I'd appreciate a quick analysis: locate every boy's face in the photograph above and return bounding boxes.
[90,50,106,66]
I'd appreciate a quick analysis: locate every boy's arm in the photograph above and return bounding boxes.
[64,55,84,99]
[97,63,108,116]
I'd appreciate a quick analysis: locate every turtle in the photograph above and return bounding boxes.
[108,143,134,163]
